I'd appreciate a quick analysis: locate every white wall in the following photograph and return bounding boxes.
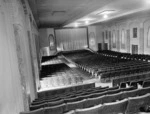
[91,11,150,55]
[0,0,39,113]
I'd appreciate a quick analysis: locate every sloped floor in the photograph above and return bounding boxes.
[39,57,112,92]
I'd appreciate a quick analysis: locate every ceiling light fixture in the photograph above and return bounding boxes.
[85,20,89,25]
[74,23,78,27]
[103,14,108,19]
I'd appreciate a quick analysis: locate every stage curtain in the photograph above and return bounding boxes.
[55,28,88,51]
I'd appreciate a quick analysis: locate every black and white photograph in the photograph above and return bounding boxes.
[0,0,150,114]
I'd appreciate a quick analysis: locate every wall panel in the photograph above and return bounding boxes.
[39,28,56,56]
[88,26,98,51]
[144,19,150,54]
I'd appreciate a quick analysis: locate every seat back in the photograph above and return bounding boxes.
[137,87,150,96]
[120,82,126,88]
[85,95,105,108]
[120,86,136,92]
[44,103,66,114]
[64,97,79,103]
[45,97,61,102]
[75,104,102,114]
[20,108,44,114]
[78,94,92,100]
[31,100,46,105]
[100,99,128,114]
[121,89,138,99]
[90,91,107,98]
[64,110,75,114]
[126,93,150,114]
[106,86,119,91]
[102,92,123,104]
[143,80,150,88]
[130,81,138,88]
[106,89,121,95]
[30,103,47,111]
[47,99,64,107]
[138,80,143,86]
[66,99,86,112]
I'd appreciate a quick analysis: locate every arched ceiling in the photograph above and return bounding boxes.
[28,0,150,28]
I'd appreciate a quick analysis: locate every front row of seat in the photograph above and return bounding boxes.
[20,90,150,114]
[30,86,134,111]
[65,93,150,114]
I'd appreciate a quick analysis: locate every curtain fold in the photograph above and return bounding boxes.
[55,28,88,51]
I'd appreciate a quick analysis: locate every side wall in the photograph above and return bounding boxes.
[89,11,150,55]
[0,0,39,113]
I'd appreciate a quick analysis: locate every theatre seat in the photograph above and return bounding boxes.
[143,80,150,88]
[75,104,102,114]
[85,95,105,108]
[31,100,46,105]
[120,86,137,92]
[66,99,86,112]
[20,108,44,114]
[137,87,150,96]
[99,99,128,114]
[47,99,64,107]
[120,82,126,88]
[30,103,47,111]
[90,91,107,98]
[44,103,66,114]
[64,97,78,103]
[102,92,123,103]
[130,81,138,88]
[64,110,75,114]
[126,93,150,114]
[106,89,121,95]
[78,94,92,100]
[121,89,138,99]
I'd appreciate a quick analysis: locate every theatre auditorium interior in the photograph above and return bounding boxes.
[2,0,150,114]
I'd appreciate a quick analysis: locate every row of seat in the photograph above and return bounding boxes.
[53,50,150,83]
[67,93,150,114]
[34,86,113,106]
[29,50,150,114]
[100,66,150,82]
[38,83,95,99]
[31,86,118,108]
[21,87,150,114]
[40,58,93,90]
[31,86,139,111]
[120,79,150,89]
[113,71,150,87]
[73,54,150,81]
[98,50,150,62]
[40,74,83,90]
